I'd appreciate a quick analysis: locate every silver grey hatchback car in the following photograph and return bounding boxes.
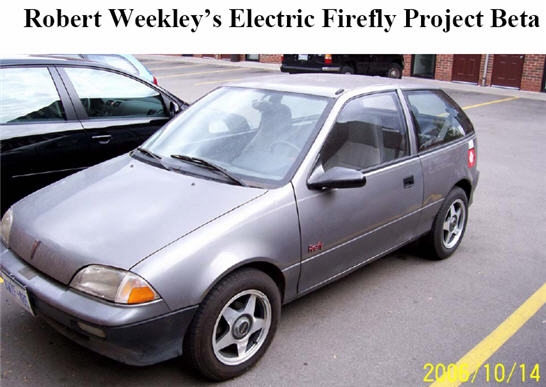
[1,74,479,380]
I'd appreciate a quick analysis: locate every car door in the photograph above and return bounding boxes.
[58,66,173,165]
[0,65,86,212]
[294,91,423,292]
[354,55,373,74]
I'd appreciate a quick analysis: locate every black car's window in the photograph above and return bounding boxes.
[0,67,66,124]
[321,92,408,171]
[405,90,474,151]
[64,67,166,119]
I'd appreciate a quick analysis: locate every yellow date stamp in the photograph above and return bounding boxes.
[424,362,541,384]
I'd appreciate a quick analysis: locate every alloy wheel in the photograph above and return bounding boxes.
[442,199,466,249]
[212,289,272,366]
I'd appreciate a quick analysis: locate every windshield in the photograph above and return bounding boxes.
[142,87,331,186]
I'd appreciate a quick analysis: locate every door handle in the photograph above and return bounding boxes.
[403,175,414,188]
[92,134,112,144]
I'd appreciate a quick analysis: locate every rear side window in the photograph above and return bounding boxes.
[320,91,408,171]
[64,67,166,119]
[0,67,66,124]
[405,90,474,151]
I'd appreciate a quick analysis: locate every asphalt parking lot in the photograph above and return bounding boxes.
[1,56,545,387]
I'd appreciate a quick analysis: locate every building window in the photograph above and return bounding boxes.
[411,55,436,79]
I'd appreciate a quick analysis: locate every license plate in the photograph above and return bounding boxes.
[2,272,35,316]
[298,54,309,61]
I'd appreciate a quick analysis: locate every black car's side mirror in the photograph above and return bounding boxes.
[307,166,366,190]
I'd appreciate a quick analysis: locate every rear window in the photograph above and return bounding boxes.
[404,90,473,151]
[0,67,66,124]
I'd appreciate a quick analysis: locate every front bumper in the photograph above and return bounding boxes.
[0,244,197,366]
[280,64,341,73]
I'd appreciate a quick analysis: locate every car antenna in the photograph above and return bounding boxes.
[335,88,345,95]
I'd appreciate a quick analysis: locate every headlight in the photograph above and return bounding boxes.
[1,208,13,247]
[70,265,160,304]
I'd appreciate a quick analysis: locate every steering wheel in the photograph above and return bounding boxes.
[270,140,300,154]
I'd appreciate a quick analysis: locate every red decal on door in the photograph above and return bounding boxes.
[308,242,323,253]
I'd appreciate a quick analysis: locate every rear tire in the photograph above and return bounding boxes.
[386,64,402,79]
[184,268,281,381]
[423,187,468,260]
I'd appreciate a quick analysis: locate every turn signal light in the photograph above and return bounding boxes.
[324,54,332,64]
[128,287,157,304]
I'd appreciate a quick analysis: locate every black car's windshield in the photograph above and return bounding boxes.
[141,87,331,186]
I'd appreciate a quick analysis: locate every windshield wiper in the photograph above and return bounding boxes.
[170,154,246,186]
[135,147,172,171]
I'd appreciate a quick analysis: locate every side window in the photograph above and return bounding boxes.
[405,90,473,151]
[64,67,166,119]
[321,92,408,171]
[0,67,66,124]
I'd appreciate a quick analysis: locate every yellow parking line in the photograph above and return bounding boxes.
[194,78,246,86]
[462,96,519,110]
[430,282,546,387]
[158,67,247,79]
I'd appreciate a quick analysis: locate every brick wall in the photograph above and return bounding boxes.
[484,55,495,86]
[521,55,546,92]
[259,54,283,63]
[403,54,412,76]
[434,55,454,81]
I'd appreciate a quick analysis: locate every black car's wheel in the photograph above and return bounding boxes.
[340,65,355,74]
[386,63,402,79]
[424,187,468,260]
[184,268,281,381]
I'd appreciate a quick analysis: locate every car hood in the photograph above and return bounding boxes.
[8,155,266,285]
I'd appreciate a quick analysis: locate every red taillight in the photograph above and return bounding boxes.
[153,76,158,85]
[467,139,476,168]
[468,147,476,168]
[281,54,284,62]
[324,54,332,64]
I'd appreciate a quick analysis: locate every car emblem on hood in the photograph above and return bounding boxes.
[30,240,41,260]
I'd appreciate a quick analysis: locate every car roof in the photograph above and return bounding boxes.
[0,55,117,69]
[228,73,439,98]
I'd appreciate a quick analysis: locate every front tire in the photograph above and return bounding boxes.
[184,268,281,381]
[424,187,468,260]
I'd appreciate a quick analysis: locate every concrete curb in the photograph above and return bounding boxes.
[136,55,546,101]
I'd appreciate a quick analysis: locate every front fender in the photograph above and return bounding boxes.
[131,185,301,311]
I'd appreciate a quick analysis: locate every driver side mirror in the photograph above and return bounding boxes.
[307,166,366,190]
[169,101,180,118]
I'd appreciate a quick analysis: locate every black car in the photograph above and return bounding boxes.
[0,56,187,213]
[281,54,404,78]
